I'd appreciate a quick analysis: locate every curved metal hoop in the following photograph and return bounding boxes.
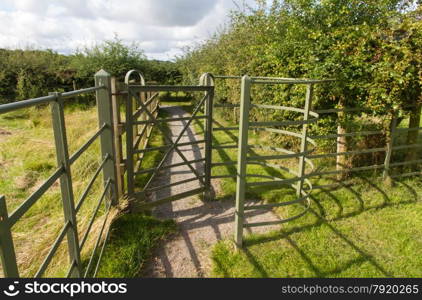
[199,72,215,86]
[207,73,322,232]
[245,102,319,222]
[124,69,146,85]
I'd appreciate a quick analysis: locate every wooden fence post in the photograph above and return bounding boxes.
[50,92,82,277]
[383,111,398,183]
[297,84,313,196]
[406,102,422,167]
[0,196,19,277]
[94,70,119,205]
[234,75,251,248]
[336,96,349,180]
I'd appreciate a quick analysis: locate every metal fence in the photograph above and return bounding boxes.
[0,69,214,277]
[309,106,422,188]
[229,76,333,246]
[0,70,119,278]
[1,69,420,274]
[110,70,160,200]
[206,74,421,247]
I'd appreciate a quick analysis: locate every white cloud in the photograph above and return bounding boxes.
[0,0,257,60]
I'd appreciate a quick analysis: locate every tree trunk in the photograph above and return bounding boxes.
[406,100,421,170]
[336,96,350,180]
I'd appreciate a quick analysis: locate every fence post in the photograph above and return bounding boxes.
[95,70,119,205]
[383,110,398,183]
[201,73,214,201]
[296,84,313,197]
[336,97,349,180]
[50,92,82,277]
[234,75,251,248]
[125,85,135,197]
[111,77,124,198]
[0,196,19,277]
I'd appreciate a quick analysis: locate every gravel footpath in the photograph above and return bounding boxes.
[144,106,280,277]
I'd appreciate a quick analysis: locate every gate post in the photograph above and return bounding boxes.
[125,86,135,196]
[200,73,214,201]
[0,196,19,277]
[111,77,124,199]
[50,92,82,277]
[94,70,119,205]
[296,84,313,197]
[383,110,398,183]
[234,75,251,248]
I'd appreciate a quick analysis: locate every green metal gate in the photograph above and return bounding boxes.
[122,71,215,208]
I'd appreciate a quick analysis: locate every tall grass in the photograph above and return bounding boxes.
[0,104,116,277]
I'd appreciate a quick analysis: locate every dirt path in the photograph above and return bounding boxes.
[144,105,281,278]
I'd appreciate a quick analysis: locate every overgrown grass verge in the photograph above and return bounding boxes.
[0,97,176,278]
[96,214,176,277]
[0,104,114,277]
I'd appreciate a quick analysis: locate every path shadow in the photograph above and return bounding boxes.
[236,174,420,277]
[205,116,420,278]
[142,104,286,277]
[144,105,205,277]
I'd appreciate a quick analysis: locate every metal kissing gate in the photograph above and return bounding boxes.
[122,71,215,208]
[0,68,330,278]
[0,70,119,278]
[123,73,330,247]
[1,67,421,277]
[232,76,331,247]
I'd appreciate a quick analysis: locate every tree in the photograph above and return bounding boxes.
[178,0,421,177]
[70,36,148,84]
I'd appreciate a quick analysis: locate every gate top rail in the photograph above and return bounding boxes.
[212,75,335,84]
[128,85,213,93]
[0,86,106,114]
[251,78,335,85]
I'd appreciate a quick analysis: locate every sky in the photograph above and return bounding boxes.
[0,0,256,60]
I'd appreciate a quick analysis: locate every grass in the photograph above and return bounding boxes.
[94,94,176,278]
[0,104,114,277]
[133,108,170,189]
[96,214,176,277]
[212,179,422,277]
[0,98,174,278]
[190,104,422,278]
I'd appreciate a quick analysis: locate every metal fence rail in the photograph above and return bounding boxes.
[232,76,326,247]
[0,69,118,278]
[209,74,421,248]
[307,106,422,184]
